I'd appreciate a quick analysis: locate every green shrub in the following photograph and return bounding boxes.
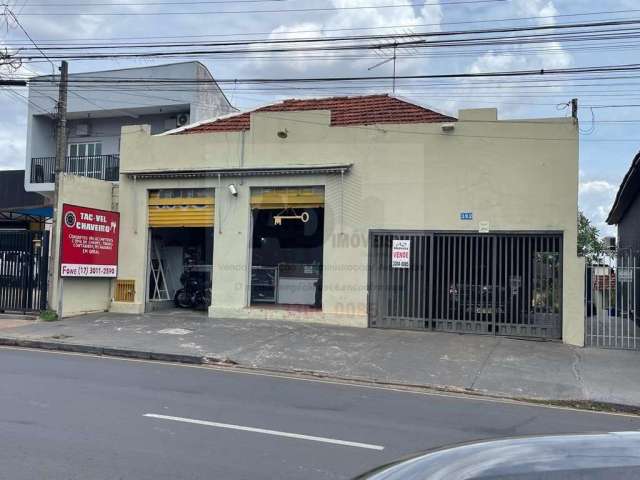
[39,310,59,322]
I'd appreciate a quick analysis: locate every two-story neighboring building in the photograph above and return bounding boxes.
[48,94,585,346]
[25,61,235,197]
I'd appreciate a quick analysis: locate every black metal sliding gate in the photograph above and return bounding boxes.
[368,231,563,339]
[0,231,49,313]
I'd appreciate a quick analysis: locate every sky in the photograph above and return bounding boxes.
[1,0,639,236]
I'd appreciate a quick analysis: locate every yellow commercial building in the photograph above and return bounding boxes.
[50,94,584,345]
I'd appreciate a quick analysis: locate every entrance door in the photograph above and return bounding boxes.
[249,187,324,308]
[146,189,214,311]
[0,230,49,313]
[368,231,563,339]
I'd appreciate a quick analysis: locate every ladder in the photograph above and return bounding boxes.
[150,240,170,301]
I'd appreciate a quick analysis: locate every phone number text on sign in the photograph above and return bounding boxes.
[61,264,117,277]
[392,239,411,269]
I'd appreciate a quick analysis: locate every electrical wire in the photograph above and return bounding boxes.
[5,8,640,43]
[8,0,508,16]
[23,63,640,85]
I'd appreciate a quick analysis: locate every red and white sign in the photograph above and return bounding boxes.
[60,204,119,278]
[392,239,410,269]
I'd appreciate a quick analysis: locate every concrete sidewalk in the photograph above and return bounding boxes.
[0,311,639,408]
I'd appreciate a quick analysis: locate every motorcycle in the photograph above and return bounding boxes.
[174,268,211,309]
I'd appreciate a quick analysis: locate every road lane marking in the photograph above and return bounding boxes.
[143,413,385,451]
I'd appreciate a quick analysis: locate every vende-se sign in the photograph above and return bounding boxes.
[60,204,120,278]
[392,239,411,269]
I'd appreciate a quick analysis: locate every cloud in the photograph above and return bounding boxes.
[252,0,444,76]
[512,0,558,26]
[461,0,571,117]
[579,179,618,236]
[580,180,618,195]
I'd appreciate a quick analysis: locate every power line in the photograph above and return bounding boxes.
[8,17,640,52]
[1,86,55,116]
[3,5,55,71]
[5,8,640,44]
[25,63,640,85]
[9,0,508,16]
[22,0,288,3]
[13,30,640,61]
[0,79,27,86]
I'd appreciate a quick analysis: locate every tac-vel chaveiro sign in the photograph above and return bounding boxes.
[60,204,119,278]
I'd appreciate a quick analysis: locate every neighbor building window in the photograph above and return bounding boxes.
[69,142,102,157]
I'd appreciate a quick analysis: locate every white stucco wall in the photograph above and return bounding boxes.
[113,108,584,345]
[50,175,115,318]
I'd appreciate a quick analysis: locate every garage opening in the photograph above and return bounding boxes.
[249,187,324,309]
[368,231,563,339]
[147,189,214,311]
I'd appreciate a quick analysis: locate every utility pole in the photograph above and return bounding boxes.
[48,60,68,315]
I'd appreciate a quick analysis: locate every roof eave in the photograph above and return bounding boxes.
[606,150,640,225]
[124,163,353,179]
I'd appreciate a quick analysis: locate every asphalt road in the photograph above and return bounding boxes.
[1,348,639,480]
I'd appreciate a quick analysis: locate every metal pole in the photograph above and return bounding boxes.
[48,60,68,317]
[585,259,589,346]
[634,255,637,349]
[392,44,397,95]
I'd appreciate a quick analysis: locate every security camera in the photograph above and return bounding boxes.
[228,184,238,196]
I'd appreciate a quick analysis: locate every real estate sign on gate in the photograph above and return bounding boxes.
[391,239,410,269]
[60,204,119,278]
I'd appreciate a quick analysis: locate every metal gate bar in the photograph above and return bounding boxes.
[586,251,640,350]
[369,230,563,339]
[0,231,49,313]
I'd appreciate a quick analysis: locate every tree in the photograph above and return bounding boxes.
[577,210,605,263]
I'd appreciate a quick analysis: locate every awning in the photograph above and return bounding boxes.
[251,187,324,210]
[0,206,53,222]
[125,164,352,180]
[148,189,214,228]
[12,207,54,218]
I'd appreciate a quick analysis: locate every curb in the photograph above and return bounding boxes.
[1,336,639,416]
[0,337,218,365]
[0,314,38,321]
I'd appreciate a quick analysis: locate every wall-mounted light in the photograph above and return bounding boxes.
[228,184,238,197]
[277,129,288,139]
[441,123,455,133]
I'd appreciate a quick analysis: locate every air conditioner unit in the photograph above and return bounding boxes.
[75,123,91,136]
[176,113,190,127]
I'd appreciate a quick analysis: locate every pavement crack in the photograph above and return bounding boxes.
[571,348,588,397]
[469,338,501,391]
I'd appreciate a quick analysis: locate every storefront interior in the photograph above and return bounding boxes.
[146,188,214,311]
[249,187,324,309]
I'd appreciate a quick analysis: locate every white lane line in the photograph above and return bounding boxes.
[144,413,384,451]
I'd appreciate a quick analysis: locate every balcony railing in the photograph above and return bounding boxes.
[30,155,120,183]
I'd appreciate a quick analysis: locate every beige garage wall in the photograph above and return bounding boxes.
[50,175,115,318]
[116,109,583,345]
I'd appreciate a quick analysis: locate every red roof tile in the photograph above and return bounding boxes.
[177,94,456,135]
